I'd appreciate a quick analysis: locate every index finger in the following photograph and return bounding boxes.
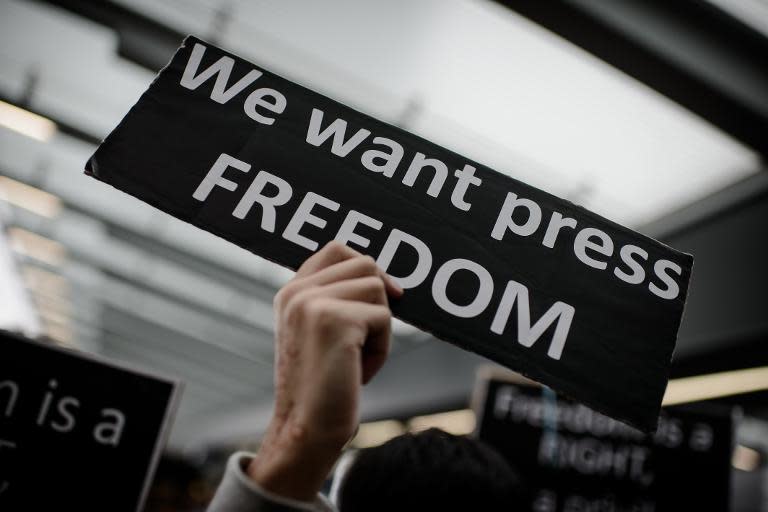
[296,241,360,277]
[296,241,403,297]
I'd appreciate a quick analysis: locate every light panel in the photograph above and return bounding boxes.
[8,227,67,266]
[663,366,768,406]
[0,176,62,218]
[0,100,56,142]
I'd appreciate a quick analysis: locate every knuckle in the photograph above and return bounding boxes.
[307,301,340,338]
[304,297,327,320]
[373,304,393,324]
[341,339,362,356]
[378,305,393,322]
[365,276,386,297]
[324,240,347,256]
[274,281,300,310]
[303,297,336,327]
[273,287,288,310]
[358,255,379,275]
[283,289,313,322]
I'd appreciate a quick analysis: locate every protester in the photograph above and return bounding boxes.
[207,241,523,511]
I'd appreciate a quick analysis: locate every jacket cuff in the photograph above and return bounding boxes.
[207,451,336,512]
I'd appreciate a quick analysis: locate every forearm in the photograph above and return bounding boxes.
[208,242,396,511]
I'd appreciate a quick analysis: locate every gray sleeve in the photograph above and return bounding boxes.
[206,452,337,512]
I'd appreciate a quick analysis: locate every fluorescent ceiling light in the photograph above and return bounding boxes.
[663,367,768,406]
[8,227,67,266]
[40,319,74,346]
[0,176,62,218]
[0,100,57,142]
[21,264,69,297]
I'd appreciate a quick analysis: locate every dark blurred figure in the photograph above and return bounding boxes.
[145,454,212,512]
[338,428,524,512]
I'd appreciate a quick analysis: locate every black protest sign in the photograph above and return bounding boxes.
[85,36,693,432]
[0,331,180,511]
[474,373,734,512]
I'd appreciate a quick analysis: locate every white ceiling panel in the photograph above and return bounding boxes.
[111,0,761,227]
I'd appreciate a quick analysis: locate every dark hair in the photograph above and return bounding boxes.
[338,428,524,511]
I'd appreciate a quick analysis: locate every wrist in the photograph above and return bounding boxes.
[247,419,344,502]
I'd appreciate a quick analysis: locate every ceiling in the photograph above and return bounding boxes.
[0,0,765,451]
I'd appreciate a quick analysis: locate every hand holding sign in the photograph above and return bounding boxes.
[85,36,693,431]
[247,242,402,502]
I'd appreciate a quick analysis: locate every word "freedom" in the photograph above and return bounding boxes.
[194,153,575,361]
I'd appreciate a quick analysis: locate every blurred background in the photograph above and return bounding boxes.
[0,0,766,510]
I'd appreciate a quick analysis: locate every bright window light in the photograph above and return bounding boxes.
[400,0,760,227]
[4,0,759,228]
[0,219,40,336]
[121,0,761,227]
[0,100,57,142]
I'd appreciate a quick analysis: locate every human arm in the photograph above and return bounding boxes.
[207,241,402,510]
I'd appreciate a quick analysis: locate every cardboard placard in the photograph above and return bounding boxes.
[85,36,693,431]
[0,331,180,511]
[473,371,734,511]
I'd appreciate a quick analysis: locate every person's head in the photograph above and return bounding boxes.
[337,428,524,511]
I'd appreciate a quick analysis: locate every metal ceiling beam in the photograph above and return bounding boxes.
[6,208,276,359]
[0,93,101,145]
[99,310,267,397]
[34,0,184,72]
[641,166,768,240]
[0,157,289,298]
[493,0,768,158]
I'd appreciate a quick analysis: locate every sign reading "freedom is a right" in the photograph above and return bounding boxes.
[86,37,693,432]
